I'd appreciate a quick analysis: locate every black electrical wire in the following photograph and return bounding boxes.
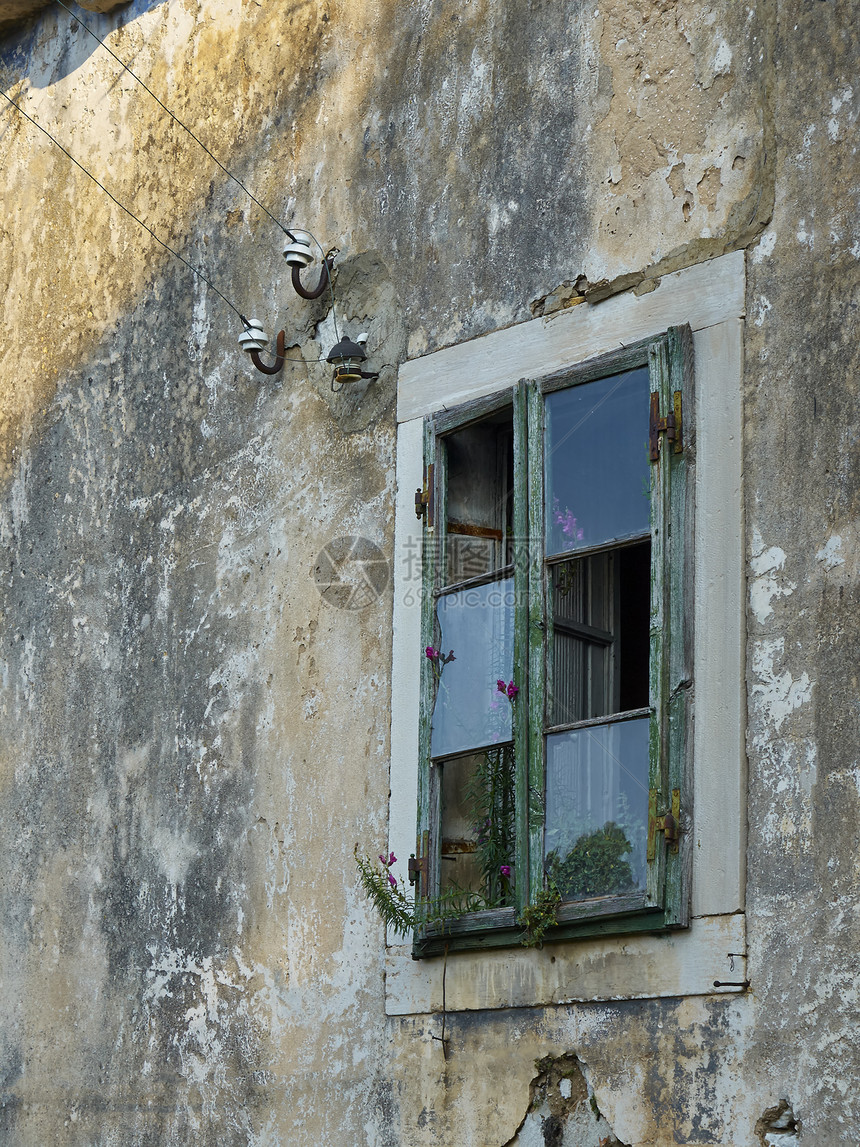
[0,87,326,366]
[54,0,296,243]
[48,1,342,346]
[0,86,249,320]
[45,2,342,345]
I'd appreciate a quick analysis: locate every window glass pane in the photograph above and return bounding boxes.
[544,717,649,902]
[550,552,613,725]
[439,746,515,909]
[444,409,513,584]
[430,577,514,758]
[545,368,650,555]
[549,542,651,725]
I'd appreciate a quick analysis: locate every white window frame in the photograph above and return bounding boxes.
[386,251,746,1015]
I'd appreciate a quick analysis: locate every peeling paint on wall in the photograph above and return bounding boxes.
[1,0,860,1142]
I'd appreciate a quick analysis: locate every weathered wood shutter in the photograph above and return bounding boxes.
[414,416,438,913]
[646,325,694,926]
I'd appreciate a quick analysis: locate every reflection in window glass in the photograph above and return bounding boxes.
[545,368,650,555]
[430,577,514,758]
[544,717,649,901]
[439,746,515,908]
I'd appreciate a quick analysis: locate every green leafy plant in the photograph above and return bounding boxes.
[466,743,516,909]
[518,881,562,948]
[355,847,494,939]
[519,822,636,946]
[355,849,417,938]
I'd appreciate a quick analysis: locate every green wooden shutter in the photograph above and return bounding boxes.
[646,325,694,927]
[664,324,694,928]
[525,378,546,909]
[512,380,531,915]
[415,415,437,923]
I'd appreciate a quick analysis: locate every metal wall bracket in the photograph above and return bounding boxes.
[249,329,286,375]
[291,248,338,300]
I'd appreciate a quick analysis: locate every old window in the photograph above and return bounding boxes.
[411,329,693,956]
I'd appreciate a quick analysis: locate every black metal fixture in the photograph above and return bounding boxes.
[238,229,378,387]
[326,333,378,391]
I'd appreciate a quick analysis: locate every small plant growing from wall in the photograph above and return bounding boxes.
[355,848,493,938]
[518,882,563,948]
[519,823,635,946]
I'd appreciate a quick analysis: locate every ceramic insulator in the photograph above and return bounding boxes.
[238,320,268,353]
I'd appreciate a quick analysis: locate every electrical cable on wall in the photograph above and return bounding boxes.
[0,88,328,368]
[49,0,341,340]
[53,0,297,243]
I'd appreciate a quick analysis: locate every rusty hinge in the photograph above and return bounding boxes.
[647,788,680,861]
[408,830,430,895]
[414,462,435,524]
[649,391,683,461]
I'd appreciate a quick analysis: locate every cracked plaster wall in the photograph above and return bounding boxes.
[0,0,858,1143]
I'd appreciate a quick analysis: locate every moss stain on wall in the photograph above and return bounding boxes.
[1,0,859,1143]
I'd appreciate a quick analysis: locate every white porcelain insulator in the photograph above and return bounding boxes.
[238,320,268,353]
[283,239,314,268]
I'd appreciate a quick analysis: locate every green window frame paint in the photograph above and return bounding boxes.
[413,327,694,957]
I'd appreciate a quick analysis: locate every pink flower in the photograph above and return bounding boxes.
[506,682,519,699]
[425,646,439,660]
[387,873,397,889]
[553,498,584,542]
[500,865,512,877]
[497,679,507,694]
[388,852,397,865]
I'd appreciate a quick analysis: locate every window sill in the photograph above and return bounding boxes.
[387,912,746,1015]
[413,897,669,958]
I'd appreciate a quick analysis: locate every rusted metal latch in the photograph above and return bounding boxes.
[408,832,429,895]
[647,788,681,860]
[414,463,434,523]
[649,391,683,461]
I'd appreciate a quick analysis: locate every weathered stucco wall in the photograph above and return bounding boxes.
[0,0,858,1143]
[742,2,860,1137]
